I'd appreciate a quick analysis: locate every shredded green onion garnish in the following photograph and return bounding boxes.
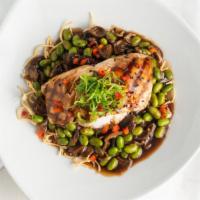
[75,71,126,118]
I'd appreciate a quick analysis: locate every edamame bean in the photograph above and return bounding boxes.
[152,78,157,84]
[81,127,94,136]
[100,37,108,45]
[143,112,153,122]
[44,66,51,77]
[50,50,58,61]
[124,134,133,143]
[100,157,111,166]
[161,84,173,94]
[153,67,161,80]
[39,59,50,67]
[106,31,117,42]
[164,69,173,80]
[148,107,161,119]
[63,29,72,41]
[151,59,158,68]
[139,41,150,48]
[48,123,55,131]
[56,44,64,56]
[58,131,65,138]
[134,116,144,124]
[32,114,44,123]
[79,135,88,146]
[78,40,87,48]
[108,147,119,156]
[153,82,163,93]
[66,122,76,132]
[107,158,118,171]
[68,47,78,54]
[157,92,165,105]
[120,151,128,159]
[116,136,124,149]
[32,81,41,91]
[89,137,103,147]
[124,143,138,154]
[57,137,69,145]
[131,146,142,159]
[157,118,170,127]
[63,40,72,50]
[133,126,143,136]
[83,47,92,57]
[151,94,158,107]
[155,127,166,138]
[131,36,141,46]
[63,129,72,138]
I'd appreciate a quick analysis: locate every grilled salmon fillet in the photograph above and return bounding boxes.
[41,53,153,128]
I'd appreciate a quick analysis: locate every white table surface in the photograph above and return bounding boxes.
[0,0,200,199]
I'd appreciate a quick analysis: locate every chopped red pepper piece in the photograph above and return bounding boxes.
[115,92,122,100]
[89,154,96,162]
[102,124,110,134]
[80,58,88,65]
[36,127,45,140]
[112,125,120,133]
[122,74,130,82]
[122,127,129,135]
[98,69,106,77]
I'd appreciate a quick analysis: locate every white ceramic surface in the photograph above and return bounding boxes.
[0,0,200,200]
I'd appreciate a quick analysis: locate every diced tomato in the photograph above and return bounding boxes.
[89,154,96,162]
[112,125,120,133]
[159,104,168,119]
[21,110,28,118]
[92,48,99,57]
[36,127,45,140]
[115,92,122,100]
[122,74,130,82]
[51,107,63,113]
[122,127,129,135]
[98,44,104,49]
[80,58,88,65]
[102,124,110,134]
[73,57,79,65]
[98,69,106,77]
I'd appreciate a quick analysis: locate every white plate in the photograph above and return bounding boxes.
[1,0,200,199]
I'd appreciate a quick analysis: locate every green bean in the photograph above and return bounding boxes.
[161,84,173,94]
[89,137,103,147]
[66,122,76,132]
[134,116,144,124]
[79,135,88,146]
[131,146,143,159]
[50,50,58,61]
[100,37,108,45]
[56,44,64,56]
[164,69,173,80]
[124,143,138,154]
[139,41,150,48]
[32,114,44,123]
[107,158,118,171]
[153,82,163,93]
[143,112,153,122]
[157,118,170,127]
[63,28,72,41]
[32,81,41,91]
[148,107,161,119]
[39,59,51,67]
[63,129,72,138]
[63,40,72,50]
[116,136,124,149]
[100,157,111,167]
[57,137,69,145]
[43,66,51,77]
[120,151,128,159]
[108,147,119,156]
[83,47,92,57]
[106,31,117,42]
[124,134,133,144]
[48,123,55,131]
[131,36,141,46]
[68,47,78,54]
[154,127,166,138]
[133,126,143,136]
[153,67,161,80]
[80,127,94,136]
[151,94,158,107]
[157,92,165,105]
